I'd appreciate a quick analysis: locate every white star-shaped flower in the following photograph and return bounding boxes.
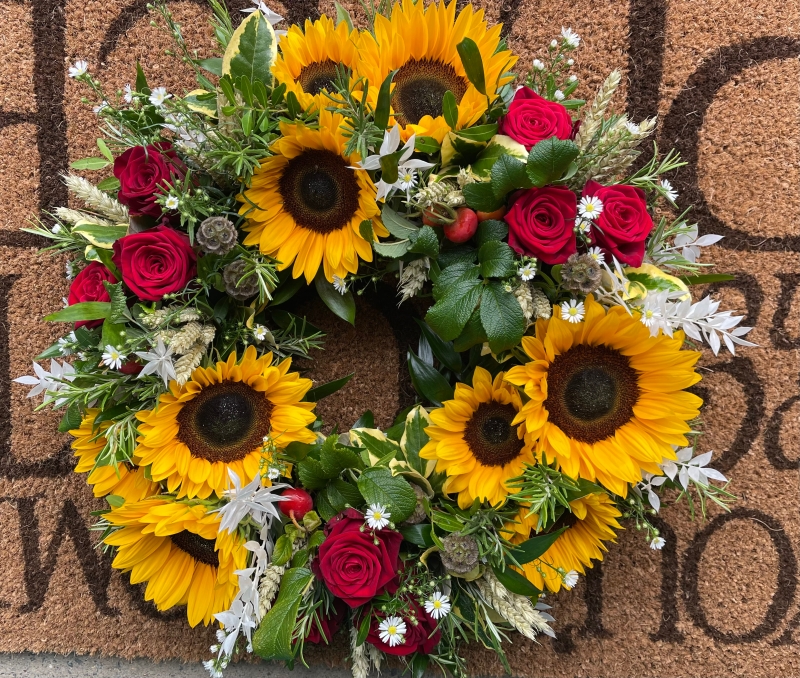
[424,592,451,619]
[68,60,88,78]
[134,338,176,386]
[560,27,580,47]
[101,345,124,370]
[561,299,585,323]
[241,1,287,36]
[378,616,406,647]
[365,503,390,530]
[579,196,603,220]
[149,87,171,108]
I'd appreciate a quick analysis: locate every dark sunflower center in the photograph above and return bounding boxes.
[171,530,219,567]
[391,58,469,126]
[177,381,272,463]
[298,59,341,95]
[463,402,524,467]
[279,149,361,233]
[544,344,640,444]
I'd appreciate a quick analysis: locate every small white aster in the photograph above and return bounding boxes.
[650,536,666,550]
[365,504,391,530]
[332,275,347,295]
[574,216,591,234]
[68,60,88,78]
[164,195,180,210]
[252,324,268,341]
[101,345,124,370]
[660,179,678,203]
[149,87,171,108]
[65,261,74,280]
[587,246,605,264]
[518,263,536,281]
[561,299,585,323]
[532,59,545,71]
[553,89,565,101]
[579,195,603,220]
[625,121,640,135]
[568,74,577,82]
[378,616,406,647]
[397,169,417,193]
[424,592,451,620]
[563,570,579,589]
[560,27,580,47]
[123,84,133,103]
[640,306,662,329]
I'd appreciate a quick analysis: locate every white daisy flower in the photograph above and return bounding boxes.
[532,59,545,71]
[424,592,451,620]
[68,60,88,78]
[561,299,585,323]
[518,263,536,281]
[574,216,591,234]
[397,169,418,194]
[332,275,347,295]
[579,195,603,220]
[587,246,605,264]
[553,89,565,101]
[640,306,662,329]
[561,27,580,47]
[101,345,124,370]
[365,504,391,530]
[660,179,678,203]
[149,87,171,108]
[123,84,133,103]
[563,570,579,589]
[252,324,268,341]
[164,195,180,210]
[650,536,666,550]
[625,121,640,135]
[378,616,406,647]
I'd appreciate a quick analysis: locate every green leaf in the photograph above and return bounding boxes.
[45,302,111,323]
[222,11,277,86]
[354,431,400,463]
[272,534,294,567]
[96,139,113,162]
[315,271,355,325]
[103,281,128,324]
[252,568,313,660]
[269,276,305,306]
[425,264,482,341]
[353,411,374,429]
[283,441,311,462]
[492,565,541,598]
[379,148,405,185]
[373,239,411,258]
[96,176,121,192]
[106,494,125,509]
[480,281,525,353]
[442,90,458,129]
[320,444,363,477]
[478,241,517,278]
[407,349,454,406]
[681,273,736,285]
[414,319,462,373]
[456,37,486,94]
[334,1,354,30]
[100,318,126,350]
[315,491,336,521]
[375,69,396,130]
[491,154,532,197]
[308,530,326,550]
[381,206,419,239]
[356,612,370,646]
[399,524,433,548]
[135,62,149,95]
[58,403,83,433]
[70,157,110,171]
[401,406,431,473]
[415,136,441,154]
[452,307,488,352]
[526,137,579,187]
[332,478,363,507]
[198,57,223,75]
[408,226,439,258]
[291,548,310,568]
[358,219,374,243]
[431,510,464,532]
[463,182,505,212]
[476,219,508,246]
[456,123,498,143]
[410,653,430,678]
[506,528,567,565]
[72,223,127,248]
[437,246,477,269]
[356,467,417,523]
[306,373,354,402]
[297,458,331,491]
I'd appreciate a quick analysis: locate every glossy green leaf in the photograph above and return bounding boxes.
[375,69,397,130]
[478,240,517,278]
[135,62,149,95]
[198,57,223,75]
[414,319,462,373]
[426,263,482,341]
[681,273,736,285]
[408,226,439,258]
[252,568,313,660]
[480,281,525,353]
[526,137,579,187]
[491,153,532,197]
[492,565,542,598]
[45,302,111,323]
[442,90,458,129]
[476,219,509,246]
[70,157,110,171]
[96,139,113,162]
[381,206,419,239]
[456,37,486,95]
[399,524,434,548]
[356,467,417,523]
[72,223,128,248]
[463,182,505,212]
[373,239,411,258]
[334,1,354,30]
[407,349,454,406]
[305,372,354,402]
[452,307,488,352]
[415,136,441,154]
[222,11,277,86]
[506,527,567,565]
[315,271,356,325]
[58,403,82,433]
[96,176,121,191]
[271,534,294,567]
[320,444,363,476]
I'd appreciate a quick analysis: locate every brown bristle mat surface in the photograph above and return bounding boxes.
[0,0,798,674]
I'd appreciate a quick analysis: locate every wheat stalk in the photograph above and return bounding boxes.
[474,570,553,641]
[575,69,622,151]
[349,627,370,678]
[63,174,129,223]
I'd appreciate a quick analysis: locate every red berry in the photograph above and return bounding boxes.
[279,488,314,520]
[444,207,479,243]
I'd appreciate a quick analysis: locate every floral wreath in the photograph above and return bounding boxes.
[20,2,751,676]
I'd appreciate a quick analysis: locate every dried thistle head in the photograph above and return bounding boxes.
[196,216,237,255]
[561,253,602,294]
[223,259,259,300]
[440,533,479,574]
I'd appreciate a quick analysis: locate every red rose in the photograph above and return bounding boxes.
[305,600,347,645]
[364,604,441,657]
[498,87,573,150]
[313,509,402,608]
[114,142,183,218]
[68,261,117,329]
[584,180,654,267]
[506,186,577,264]
[112,225,197,301]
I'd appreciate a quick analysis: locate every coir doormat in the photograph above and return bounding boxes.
[0,0,798,675]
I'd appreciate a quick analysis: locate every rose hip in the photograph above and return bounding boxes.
[443,207,479,243]
[279,488,314,520]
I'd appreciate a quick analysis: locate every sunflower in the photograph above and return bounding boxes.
[502,492,622,593]
[103,497,247,627]
[71,410,158,502]
[272,15,363,112]
[420,367,536,509]
[135,346,316,499]
[239,108,388,283]
[505,295,703,496]
[358,0,517,142]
